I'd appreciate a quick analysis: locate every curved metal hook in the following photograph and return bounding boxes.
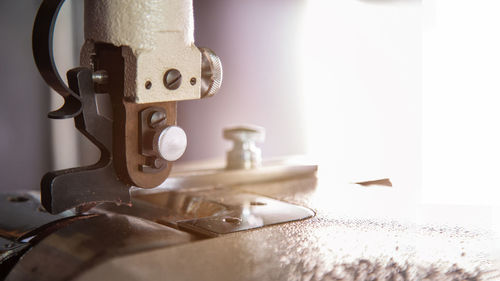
[33,0,83,119]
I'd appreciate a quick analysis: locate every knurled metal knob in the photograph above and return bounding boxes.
[199,47,223,98]
[223,125,265,170]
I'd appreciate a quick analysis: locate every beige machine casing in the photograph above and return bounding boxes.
[81,0,202,103]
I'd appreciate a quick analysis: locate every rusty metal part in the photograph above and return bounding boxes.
[93,43,176,188]
[41,67,131,214]
[32,0,82,119]
[5,213,199,281]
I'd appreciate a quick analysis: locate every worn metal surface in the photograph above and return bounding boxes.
[0,192,74,240]
[5,213,199,281]
[73,176,499,281]
[98,187,314,238]
[75,220,499,281]
[4,161,498,280]
[177,193,314,237]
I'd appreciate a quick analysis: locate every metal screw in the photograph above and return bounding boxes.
[148,111,166,128]
[164,69,182,90]
[223,217,242,224]
[92,70,108,84]
[145,81,152,89]
[190,77,197,85]
[153,158,165,169]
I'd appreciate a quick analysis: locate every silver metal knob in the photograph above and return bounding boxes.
[223,125,265,170]
[154,126,187,161]
[199,47,223,98]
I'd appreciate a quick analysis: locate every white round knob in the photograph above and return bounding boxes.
[155,126,187,161]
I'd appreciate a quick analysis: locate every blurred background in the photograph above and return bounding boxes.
[0,0,499,215]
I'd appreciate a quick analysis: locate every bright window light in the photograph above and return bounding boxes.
[422,0,500,206]
[301,0,500,210]
[300,0,421,194]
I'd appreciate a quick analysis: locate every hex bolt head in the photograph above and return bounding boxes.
[164,69,182,90]
[154,126,187,161]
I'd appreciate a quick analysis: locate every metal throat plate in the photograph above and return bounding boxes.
[175,193,314,237]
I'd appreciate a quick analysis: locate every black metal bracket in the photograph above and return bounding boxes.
[32,0,82,119]
[41,67,131,214]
